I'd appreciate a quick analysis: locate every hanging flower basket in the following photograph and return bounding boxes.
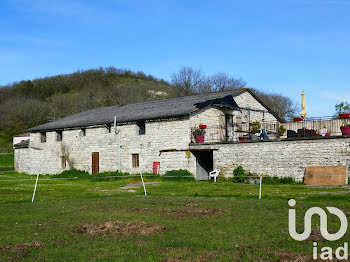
[339,113,350,119]
[340,126,350,136]
[293,117,303,122]
[199,125,207,129]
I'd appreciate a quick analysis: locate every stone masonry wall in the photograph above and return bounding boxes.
[14,91,282,176]
[234,92,277,123]
[191,137,350,181]
[190,107,226,128]
[15,117,197,175]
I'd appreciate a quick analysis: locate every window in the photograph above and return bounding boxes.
[56,130,63,142]
[132,154,139,168]
[81,128,86,136]
[40,132,46,143]
[60,156,67,169]
[137,121,146,135]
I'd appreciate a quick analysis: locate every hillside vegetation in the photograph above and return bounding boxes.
[0,67,295,142]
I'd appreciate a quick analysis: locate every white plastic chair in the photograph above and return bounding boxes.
[209,169,220,182]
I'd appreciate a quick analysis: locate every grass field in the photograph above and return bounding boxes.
[1,151,350,261]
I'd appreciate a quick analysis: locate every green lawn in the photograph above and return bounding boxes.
[0,170,349,261]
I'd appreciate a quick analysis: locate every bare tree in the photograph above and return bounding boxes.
[253,89,297,120]
[171,67,206,95]
[210,72,247,91]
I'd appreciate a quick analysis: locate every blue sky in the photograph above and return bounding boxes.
[1,0,349,116]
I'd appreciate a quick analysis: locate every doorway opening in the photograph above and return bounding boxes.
[192,150,213,180]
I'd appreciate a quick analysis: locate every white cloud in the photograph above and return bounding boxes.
[320,90,350,102]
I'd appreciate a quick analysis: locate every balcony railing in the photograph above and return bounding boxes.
[191,116,350,144]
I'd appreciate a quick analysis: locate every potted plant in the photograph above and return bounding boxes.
[250,121,261,141]
[250,121,261,134]
[293,117,303,122]
[278,125,286,137]
[192,127,206,143]
[340,123,350,136]
[339,113,350,119]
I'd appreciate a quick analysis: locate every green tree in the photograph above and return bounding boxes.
[335,102,350,114]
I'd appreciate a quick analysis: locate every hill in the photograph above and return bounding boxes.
[0,67,179,138]
[0,67,295,142]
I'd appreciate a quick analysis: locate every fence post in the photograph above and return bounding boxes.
[259,175,262,199]
[32,174,40,202]
[140,173,147,196]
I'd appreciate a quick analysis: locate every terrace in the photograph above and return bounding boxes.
[191,115,350,144]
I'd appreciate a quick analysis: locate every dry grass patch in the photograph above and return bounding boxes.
[77,220,167,236]
[167,208,226,218]
[0,241,46,254]
[269,250,311,262]
[121,206,226,218]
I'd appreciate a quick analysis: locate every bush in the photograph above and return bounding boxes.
[232,166,246,183]
[162,169,194,181]
[278,125,287,137]
[91,171,132,181]
[251,121,261,134]
[51,170,160,182]
[52,169,90,178]
[262,176,298,184]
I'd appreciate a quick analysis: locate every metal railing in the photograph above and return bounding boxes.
[191,116,350,144]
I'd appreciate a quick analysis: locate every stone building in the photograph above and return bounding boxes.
[14,88,350,181]
[14,89,279,179]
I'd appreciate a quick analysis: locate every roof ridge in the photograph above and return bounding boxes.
[25,89,249,132]
[116,88,247,108]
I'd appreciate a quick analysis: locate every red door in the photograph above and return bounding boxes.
[92,152,99,174]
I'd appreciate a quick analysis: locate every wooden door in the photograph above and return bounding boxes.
[92,152,99,174]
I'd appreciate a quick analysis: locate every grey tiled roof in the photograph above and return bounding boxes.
[26,89,248,132]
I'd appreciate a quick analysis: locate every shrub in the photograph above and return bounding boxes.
[52,169,90,178]
[91,171,132,181]
[262,176,298,184]
[251,121,261,134]
[162,169,194,181]
[232,166,246,183]
[278,125,287,137]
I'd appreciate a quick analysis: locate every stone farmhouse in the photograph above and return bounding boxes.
[14,88,350,181]
[14,89,277,178]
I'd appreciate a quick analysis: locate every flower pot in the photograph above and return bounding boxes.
[293,117,303,122]
[239,137,249,141]
[339,113,350,119]
[195,135,204,143]
[340,126,350,136]
[199,125,207,129]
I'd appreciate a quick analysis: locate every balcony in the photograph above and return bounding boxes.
[190,116,350,144]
